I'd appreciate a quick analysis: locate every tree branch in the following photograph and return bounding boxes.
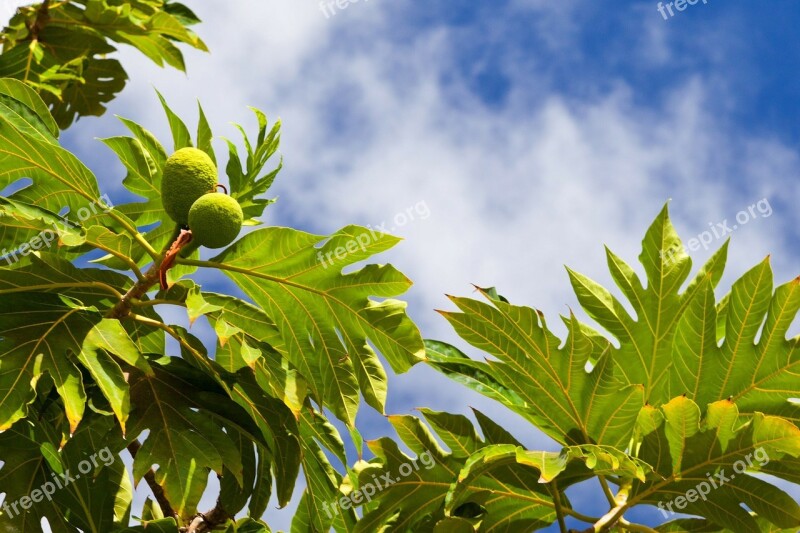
[619,518,659,533]
[552,479,568,533]
[105,225,183,319]
[182,500,230,533]
[105,262,162,319]
[578,477,633,533]
[127,439,178,521]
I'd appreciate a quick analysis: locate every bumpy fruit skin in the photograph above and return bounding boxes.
[188,193,244,249]
[161,147,218,224]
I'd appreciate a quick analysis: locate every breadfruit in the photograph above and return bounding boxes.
[161,147,218,224]
[187,193,243,249]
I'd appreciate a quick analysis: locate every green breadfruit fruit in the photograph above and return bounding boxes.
[188,193,244,249]
[161,147,218,224]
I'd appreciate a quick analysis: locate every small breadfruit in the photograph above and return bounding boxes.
[161,147,218,224]
[188,193,243,249]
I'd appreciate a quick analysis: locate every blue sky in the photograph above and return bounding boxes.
[11,0,800,530]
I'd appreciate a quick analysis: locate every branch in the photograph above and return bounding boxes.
[105,262,161,319]
[597,475,617,506]
[552,479,568,533]
[105,225,182,319]
[127,439,178,520]
[579,478,633,533]
[182,500,230,533]
[619,518,659,533]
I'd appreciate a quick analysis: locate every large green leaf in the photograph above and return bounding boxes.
[428,298,644,448]
[0,286,148,433]
[0,103,122,256]
[291,407,358,533]
[0,78,58,143]
[566,204,729,404]
[224,108,282,224]
[0,283,103,431]
[126,357,249,517]
[207,225,425,426]
[227,367,302,510]
[424,205,800,532]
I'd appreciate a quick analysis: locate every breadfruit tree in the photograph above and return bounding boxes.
[0,3,425,531]
[1,2,798,533]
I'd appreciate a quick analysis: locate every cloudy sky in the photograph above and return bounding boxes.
[10,0,800,530]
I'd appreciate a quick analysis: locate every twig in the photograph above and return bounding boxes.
[597,475,617,506]
[90,241,145,280]
[105,226,182,319]
[564,509,601,524]
[127,439,177,520]
[105,262,161,319]
[552,479,568,533]
[579,478,633,533]
[619,518,659,533]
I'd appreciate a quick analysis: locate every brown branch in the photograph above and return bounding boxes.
[105,262,162,319]
[127,439,178,521]
[183,499,230,533]
[28,0,51,38]
[105,225,185,319]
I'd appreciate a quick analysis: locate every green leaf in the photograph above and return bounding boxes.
[225,109,281,223]
[292,407,358,533]
[196,101,216,165]
[210,225,425,425]
[566,204,729,403]
[127,358,247,517]
[631,396,800,532]
[78,319,153,432]
[0,79,58,143]
[0,197,87,262]
[0,291,101,431]
[0,111,119,255]
[418,408,482,458]
[228,369,302,508]
[432,296,644,447]
[0,78,59,138]
[156,89,193,151]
